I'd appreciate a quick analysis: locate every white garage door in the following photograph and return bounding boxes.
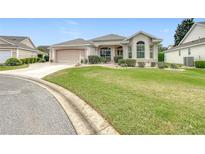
[56,49,83,64]
[0,51,11,63]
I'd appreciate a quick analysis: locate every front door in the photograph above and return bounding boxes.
[100,47,111,61]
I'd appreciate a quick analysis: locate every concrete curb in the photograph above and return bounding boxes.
[0,74,119,135]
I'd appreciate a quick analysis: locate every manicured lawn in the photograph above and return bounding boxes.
[0,64,28,71]
[44,66,205,134]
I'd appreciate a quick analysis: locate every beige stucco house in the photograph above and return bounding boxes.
[165,22,205,66]
[0,36,39,63]
[49,31,162,66]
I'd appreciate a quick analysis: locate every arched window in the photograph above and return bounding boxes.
[136,41,145,58]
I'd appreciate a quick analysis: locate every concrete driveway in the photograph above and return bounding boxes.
[0,75,76,135]
[0,62,74,78]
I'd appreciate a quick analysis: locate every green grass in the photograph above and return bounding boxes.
[44,66,205,134]
[0,64,28,71]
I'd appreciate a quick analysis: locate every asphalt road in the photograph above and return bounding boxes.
[0,75,76,135]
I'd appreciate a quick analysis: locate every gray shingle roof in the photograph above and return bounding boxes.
[166,37,205,52]
[90,34,126,42]
[0,35,38,52]
[197,22,205,25]
[53,38,94,46]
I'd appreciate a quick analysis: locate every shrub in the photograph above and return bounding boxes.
[170,63,179,69]
[118,59,126,66]
[100,57,106,63]
[37,54,43,59]
[126,59,136,67]
[44,55,49,61]
[5,58,22,66]
[151,62,156,67]
[118,59,136,67]
[138,62,145,68]
[158,52,164,62]
[114,56,123,63]
[158,62,168,69]
[88,55,100,64]
[20,58,26,64]
[81,59,84,64]
[38,58,46,63]
[120,63,128,67]
[195,61,205,68]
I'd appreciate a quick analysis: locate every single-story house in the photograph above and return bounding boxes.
[165,22,205,66]
[49,31,162,66]
[0,36,39,63]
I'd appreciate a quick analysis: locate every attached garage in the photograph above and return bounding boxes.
[56,49,84,64]
[0,50,11,63]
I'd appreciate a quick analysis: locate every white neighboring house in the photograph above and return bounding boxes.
[0,36,39,64]
[165,22,205,66]
[49,31,162,66]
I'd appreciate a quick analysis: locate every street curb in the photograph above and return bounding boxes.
[0,74,119,135]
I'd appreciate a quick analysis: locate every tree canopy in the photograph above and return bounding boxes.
[174,18,195,46]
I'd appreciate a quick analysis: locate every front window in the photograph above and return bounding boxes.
[116,46,123,56]
[150,45,153,58]
[137,41,145,58]
[100,47,111,61]
[128,46,132,58]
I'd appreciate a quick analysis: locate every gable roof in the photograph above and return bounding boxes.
[166,37,205,52]
[178,22,205,45]
[123,31,162,41]
[90,34,126,42]
[0,35,38,52]
[52,38,94,47]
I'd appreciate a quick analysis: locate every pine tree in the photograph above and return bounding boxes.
[174,18,194,46]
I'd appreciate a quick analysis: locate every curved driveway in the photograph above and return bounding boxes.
[0,76,76,135]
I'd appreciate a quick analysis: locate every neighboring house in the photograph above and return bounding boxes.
[0,35,39,63]
[37,45,50,55]
[49,31,162,66]
[165,22,205,66]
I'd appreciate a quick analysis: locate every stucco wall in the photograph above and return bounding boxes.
[182,24,205,44]
[18,49,37,59]
[165,44,205,64]
[21,39,35,49]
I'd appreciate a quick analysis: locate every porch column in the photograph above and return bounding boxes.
[154,44,158,62]
[111,46,115,61]
[123,45,128,59]
[50,48,56,62]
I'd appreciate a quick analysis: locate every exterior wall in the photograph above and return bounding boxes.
[125,34,158,63]
[18,49,37,59]
[86,47,96,58]
[165,44,205,64]
[182,25,205,44]
[21,39,35,49]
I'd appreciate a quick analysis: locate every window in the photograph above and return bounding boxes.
[179,50,181,56]
[100,47,111,61]
[188,48,191,55]
[116,46,123,56]
[128,46,132,58]
[137,41,145,58]
[150,45,153,58]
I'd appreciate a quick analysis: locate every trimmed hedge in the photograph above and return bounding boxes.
[158,62,169,69]
[20,57,38,64]
[114,56,123,63]
[88,55,101,64]
[44,55,49,61]
[5,58,22,66]
[138,62,145,68]
[118,59,136,67]
[195,61,205,68]
[151,62,156,67]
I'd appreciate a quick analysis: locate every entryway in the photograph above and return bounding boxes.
[184,57,194,67]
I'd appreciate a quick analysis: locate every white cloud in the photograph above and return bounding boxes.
[64,19,79,25]
[160,28,169,33]
[60,27,81,37]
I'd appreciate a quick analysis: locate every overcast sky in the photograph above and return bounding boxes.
[0,18,204,47]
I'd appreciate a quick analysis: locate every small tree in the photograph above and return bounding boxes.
[174,18,194,46]
[158,44,167,62]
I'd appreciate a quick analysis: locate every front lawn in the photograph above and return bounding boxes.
[0,64,28,71]
[44,66,205,134]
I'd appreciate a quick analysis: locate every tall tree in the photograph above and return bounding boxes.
[174,18,194,46]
